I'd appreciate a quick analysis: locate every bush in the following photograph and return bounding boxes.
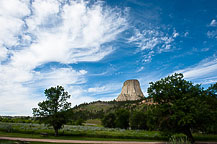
[115,109,130,129]
[101,113,116,128]
[169,135,191,144]
[130,111,147,130]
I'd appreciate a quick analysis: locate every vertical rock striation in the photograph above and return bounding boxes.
[116,79,144,101]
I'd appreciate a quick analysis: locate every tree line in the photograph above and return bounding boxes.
[32,73,217,144]
[101,73,217,143]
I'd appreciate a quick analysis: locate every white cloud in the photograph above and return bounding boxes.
[88,86,107,93]
[128,29,174,62]
[11,0,127,69]
[173,29,179,38]
[0,0,30,63]
[87,83,122,94]
[0,0,30,18]
[0,86,39,116]
[207,30,217,38]
[175,57,217,84]
[26,0,60,32]
[86,84,121,102]
[0,46,8,62]
[200,77,217,85]
[207,20,217,38]
[209,19,217,27]
[184,32,189,37]
[138,73,165,96]
[201,47,209,52]
[62,85,96,107]
[129,29,174,51]
[67,85,117,106]
[0,0,128,115]
[0,16,24,47]
[136,66,144,72]
[31,68,88,88]
[99,95,117,101]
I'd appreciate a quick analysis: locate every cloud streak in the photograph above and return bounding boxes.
[175,57,217,84]
[128,29,175,62]
[0,0,128,115]
[209,19,217,27]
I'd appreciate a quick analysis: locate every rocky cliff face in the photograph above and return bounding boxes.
[116,79,144,101]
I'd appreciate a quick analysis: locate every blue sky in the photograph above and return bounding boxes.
[0,0,217,115]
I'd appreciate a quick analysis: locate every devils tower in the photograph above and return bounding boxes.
[116,79,144,101]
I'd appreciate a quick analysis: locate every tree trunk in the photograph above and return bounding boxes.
[54,128,58,136]
[184,129,195,144]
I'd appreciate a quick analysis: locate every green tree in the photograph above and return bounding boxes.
[130,111,147,130]
[147,73,204,143]
[32,85,71,136]
[198,83,217,134]
[115,109,130,129]
[101,113,116,128]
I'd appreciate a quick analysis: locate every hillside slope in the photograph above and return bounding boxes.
[69,98,149,121]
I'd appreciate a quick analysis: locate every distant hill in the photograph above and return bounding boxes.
[69,98,152,121]
[69,79,150,122]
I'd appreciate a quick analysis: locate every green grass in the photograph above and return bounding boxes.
[0,139,59,144]
[0,122,216,142]
[84,119,102,127]
[0,122,165,141]
[0,131,164,142]
[193,133,217,141]
[0,139,91,144]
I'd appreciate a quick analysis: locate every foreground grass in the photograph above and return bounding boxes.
[0,122,216,142]
[0,131,162,142]
[0,139,60,144]
[0,122,165,141]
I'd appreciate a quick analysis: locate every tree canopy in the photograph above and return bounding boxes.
[32,85,71,136]
[147,73,217,143]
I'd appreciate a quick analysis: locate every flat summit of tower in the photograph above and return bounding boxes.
[116,79,144,101]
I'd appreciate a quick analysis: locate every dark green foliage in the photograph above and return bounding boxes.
[115,109,130,129]
[101,109,130,129]
[74,119,84,125]
[198,83,217,134]
[130,111,147,130]
[101,113,116,128]
[141,105,155,131]
[32,86,71,136]
[147,73,217,143]
[0,116,35,124]
[102,108,151,130]
[70,99,146,126]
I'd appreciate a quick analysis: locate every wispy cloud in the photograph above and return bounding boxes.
[136,66,144,72]
[184,32,189,37]
[173,29,179,38]
[128,29,175,62]
[136,73,163,97]
[209,19,217,27]
[0,0,128,115]
[175,57,217,84]
[87,82,122,95]
[30,68,87,88]
[207,30,217,38]
[207,19,217,39]
[0,0,30,62]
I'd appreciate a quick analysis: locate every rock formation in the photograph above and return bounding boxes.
[116,79,144,101]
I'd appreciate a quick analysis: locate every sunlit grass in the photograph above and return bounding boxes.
[0,122,216,142]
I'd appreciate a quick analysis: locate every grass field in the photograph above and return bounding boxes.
[0,139,59,144]
[0,122,216,142]
[0,122,165,140]
[84,119,102,126]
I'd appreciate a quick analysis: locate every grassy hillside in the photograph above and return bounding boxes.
[72,99,148,113]
[69,99,149,123]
